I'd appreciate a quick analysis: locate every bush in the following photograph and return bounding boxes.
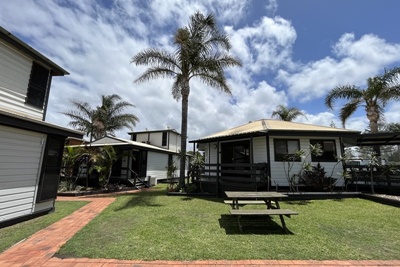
[299,163,337,191]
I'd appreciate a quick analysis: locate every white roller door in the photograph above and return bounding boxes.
[147,151,168,180]
[0,125,45,223]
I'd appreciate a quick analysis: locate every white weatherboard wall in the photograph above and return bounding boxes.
[147,151,169,180]
[269,136,345,187]
[167,132,181,153]
[0,41,43,120]
[253,137,268,163]
[0,125,45,223]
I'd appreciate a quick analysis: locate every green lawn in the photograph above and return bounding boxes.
[55,186,400,261]
[0,201,88,253]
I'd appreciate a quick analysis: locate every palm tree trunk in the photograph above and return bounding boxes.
[367,107,381,156]
[370,120,381,157]
[179,90,189,189]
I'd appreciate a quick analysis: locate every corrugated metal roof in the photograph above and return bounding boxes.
[128,128,180,135]
[88,135,175,153]
[192,119,360,142]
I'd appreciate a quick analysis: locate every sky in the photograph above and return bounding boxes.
[1,0,400,142]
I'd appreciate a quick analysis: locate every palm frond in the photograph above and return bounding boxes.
[197,73,231,94]
[132,49,179,70]
[135,67,177,83]
[381,66,400,86]
[339,99,362,128]
[171,75,183,101]
[324,85,362,109]
[271,105,306,121]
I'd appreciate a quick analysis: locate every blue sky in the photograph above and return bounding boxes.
[1,0,400,141]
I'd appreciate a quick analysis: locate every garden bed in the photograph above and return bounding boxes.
[57,186,137,197]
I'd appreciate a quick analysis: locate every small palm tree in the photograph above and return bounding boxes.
[271,105,306,121]
[63,100,96,140]
[325,67,400,133]
[132,12,241,189]
[95,94,139,137]
[91,146,117,187]
[63,94,139,141]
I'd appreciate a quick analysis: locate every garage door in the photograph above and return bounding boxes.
[0,125,45,223]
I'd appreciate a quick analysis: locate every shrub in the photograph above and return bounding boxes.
[299,163,337,191]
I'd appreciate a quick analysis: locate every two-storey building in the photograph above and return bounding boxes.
[0,27,83,227]
[85,129,188,185]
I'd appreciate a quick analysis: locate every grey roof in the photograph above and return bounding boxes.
[88,135,176,154]
[128,128,180,135]
[0,26,69,76]
[191,119,360,142]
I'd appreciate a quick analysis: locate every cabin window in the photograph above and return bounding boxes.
[310,139,337,162]
[162,132,168,146]
[131,134,137,141]
[274,139,300,161]
[26,62,50,109]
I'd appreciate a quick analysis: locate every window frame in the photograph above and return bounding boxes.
[310,139,337,162]
[274,139,300,162]
[25,62,50,109]
[162,131,168,146]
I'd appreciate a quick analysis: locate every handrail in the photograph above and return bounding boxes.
[119,167,151,189]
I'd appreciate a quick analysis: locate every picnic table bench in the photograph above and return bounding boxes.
[229,209,298,232]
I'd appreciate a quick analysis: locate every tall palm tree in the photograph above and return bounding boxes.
[271,105,306,121]
[325,67,400,133]
[132,12,241,189]
[63,94,139,140]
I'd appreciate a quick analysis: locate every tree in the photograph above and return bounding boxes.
[382,122,400,133]
[380,122,400,162]
[63,94,139,141]
[132,12,241,189]
[90,146,117,187]
[325,67,400,133]
[271,105,307,121]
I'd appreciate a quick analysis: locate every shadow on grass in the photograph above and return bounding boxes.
[285,200,312,205]
[218,215,294,235]
[113,189,165,211]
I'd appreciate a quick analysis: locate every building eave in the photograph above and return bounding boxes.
[0,110,83,138]
[0,26,69,76]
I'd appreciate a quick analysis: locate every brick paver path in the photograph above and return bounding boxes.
[1,192,399,267]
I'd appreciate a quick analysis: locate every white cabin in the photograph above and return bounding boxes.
[190,119,360,195]
[84,131,189,185]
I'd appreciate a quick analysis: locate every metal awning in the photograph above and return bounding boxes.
[354,132,400,146]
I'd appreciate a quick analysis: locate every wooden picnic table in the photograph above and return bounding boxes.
[225,191,287,209]
[224,191,298,232]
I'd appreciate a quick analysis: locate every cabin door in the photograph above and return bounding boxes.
[221,140,250,164]
[131,150,147,178]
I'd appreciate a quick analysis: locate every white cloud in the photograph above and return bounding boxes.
[278,33,400,103]
[384,102,400,125]
[1,0,400,143]
[265,0,278,16]
[225,16,296,74]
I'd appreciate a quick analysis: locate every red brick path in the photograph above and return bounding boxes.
[1,193,399,267]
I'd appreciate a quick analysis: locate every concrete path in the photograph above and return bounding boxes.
[1,192,399,267]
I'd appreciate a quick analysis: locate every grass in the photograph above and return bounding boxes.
[55,185,400,261]
[0,200,88,253]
